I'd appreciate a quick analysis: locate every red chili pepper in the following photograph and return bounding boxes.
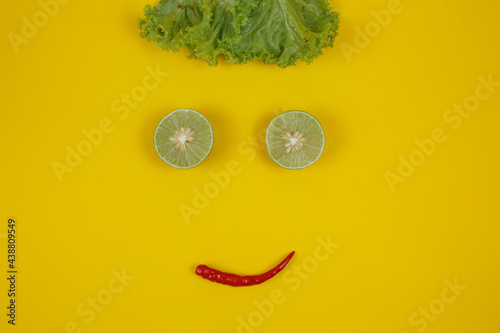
[195,251,295,287]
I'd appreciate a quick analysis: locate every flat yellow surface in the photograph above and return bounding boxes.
[1,0,499,332]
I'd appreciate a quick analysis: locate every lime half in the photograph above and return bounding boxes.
[154,109,213,169]
[266,111,325,169]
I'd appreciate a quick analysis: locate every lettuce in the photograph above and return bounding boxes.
[137,0,339,67]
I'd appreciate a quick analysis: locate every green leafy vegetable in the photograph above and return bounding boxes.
[137,0,340,67]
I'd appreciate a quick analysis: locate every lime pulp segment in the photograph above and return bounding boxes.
[154,109,213,169]
[266,111,325,169]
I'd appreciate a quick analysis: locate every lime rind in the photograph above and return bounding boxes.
[266,111,325,169]
[154,109,214,169]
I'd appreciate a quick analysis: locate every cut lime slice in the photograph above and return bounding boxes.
[154,109,213,169]
[266,111,325,169]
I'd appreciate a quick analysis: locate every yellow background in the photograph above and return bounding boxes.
[1,0,499,332]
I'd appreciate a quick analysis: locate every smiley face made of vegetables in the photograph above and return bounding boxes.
[154,109,325,286]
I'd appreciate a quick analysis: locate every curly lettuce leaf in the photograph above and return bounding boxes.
[138,0,206,52]
[137,0,340,67]
[233,0,339,67]
[183,0,259,65]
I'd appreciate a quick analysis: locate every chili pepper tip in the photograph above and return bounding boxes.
[195,265,207,276]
